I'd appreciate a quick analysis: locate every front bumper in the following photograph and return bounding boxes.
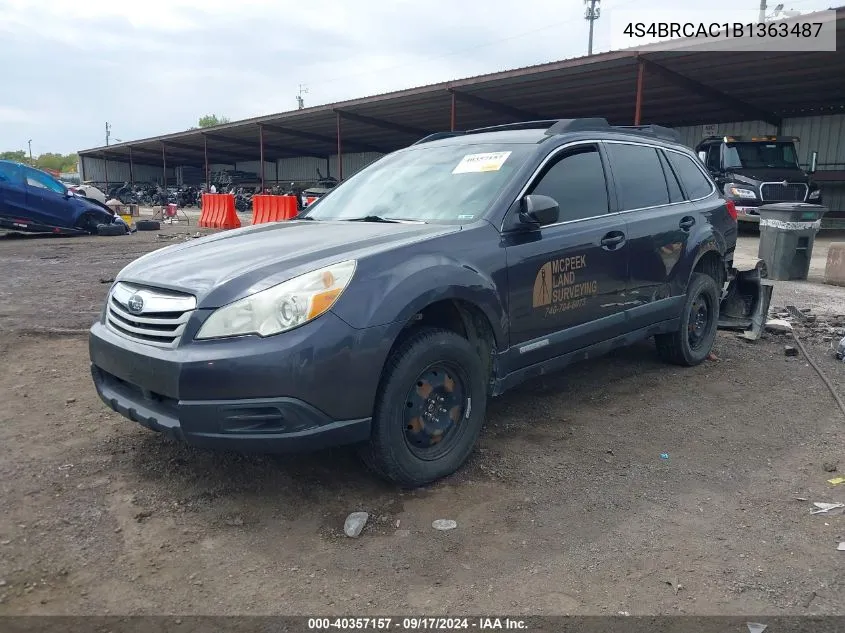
[89,311,395,453]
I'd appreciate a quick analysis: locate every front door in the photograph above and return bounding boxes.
[23,166,74,228]
[503,143,629,369]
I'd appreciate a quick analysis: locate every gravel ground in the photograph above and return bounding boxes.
[1,224,844,616]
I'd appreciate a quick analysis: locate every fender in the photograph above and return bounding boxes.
[331,252,509,350]
[671,225,727,294]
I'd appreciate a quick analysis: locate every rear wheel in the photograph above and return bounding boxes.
[359,327,487,487]
[655,272,719,366]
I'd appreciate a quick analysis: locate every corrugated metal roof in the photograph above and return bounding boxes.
[81,7,845,168]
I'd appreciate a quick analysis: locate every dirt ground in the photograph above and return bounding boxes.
[1,223,844,616]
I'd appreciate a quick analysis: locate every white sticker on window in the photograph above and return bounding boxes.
[452,151,512,174]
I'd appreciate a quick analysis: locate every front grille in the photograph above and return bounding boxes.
[106,282,196,347]
[760,182,808,202]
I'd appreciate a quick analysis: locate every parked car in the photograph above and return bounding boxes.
[0,160,127,235]
[89,119,766,486]
[694,135,822,223]
[71,182,108,204]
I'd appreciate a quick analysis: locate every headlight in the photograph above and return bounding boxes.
[195,260,356,340]
[725,185,757,200]
[809,189,821,200]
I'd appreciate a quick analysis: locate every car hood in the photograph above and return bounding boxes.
[725,168,809,184]
[117,220,461,308]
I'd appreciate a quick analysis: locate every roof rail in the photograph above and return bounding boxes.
[465,120,560,134]
[545,118,612,135]
[411,131,465,145]
[614,125,681,143]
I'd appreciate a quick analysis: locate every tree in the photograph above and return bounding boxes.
[0,150,78,172]
[197,114,231,128]
[0,150,27,163]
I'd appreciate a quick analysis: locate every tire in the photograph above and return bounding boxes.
[135,220,160,231]
[655,272,720,366]
[358,327,488,488]
[97,223,125,237]
[77,213,101,235]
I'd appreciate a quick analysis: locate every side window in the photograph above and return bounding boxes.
[666,151,715,200]
[0,162,22,185]
[25,168,66,195]
[705,145,721,171]
[605,143,670,211]
[658,150,684,203]
[528,146,609,222]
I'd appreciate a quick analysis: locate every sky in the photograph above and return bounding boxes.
[0,0,833,155]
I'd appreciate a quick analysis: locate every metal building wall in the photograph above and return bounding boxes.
[328,152,385,179]
[234,161,277,182]
[783,114,845,213]
[276,157,328,182]
[80,156,172,185]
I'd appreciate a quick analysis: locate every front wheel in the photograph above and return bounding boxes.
[655,272,720,366]
[359,327,487,487]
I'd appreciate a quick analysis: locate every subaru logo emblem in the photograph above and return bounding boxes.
[127,294,144,314]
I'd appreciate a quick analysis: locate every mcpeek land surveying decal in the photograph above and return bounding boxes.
[532,255,598,316]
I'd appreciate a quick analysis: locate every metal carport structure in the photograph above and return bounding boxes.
[79,7,845,192]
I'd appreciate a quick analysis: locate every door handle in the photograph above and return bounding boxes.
[679,216,696,231]
[600,231,626,250]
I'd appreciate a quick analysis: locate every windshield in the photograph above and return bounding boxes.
[724,142,799,170]
[304,143,535,223]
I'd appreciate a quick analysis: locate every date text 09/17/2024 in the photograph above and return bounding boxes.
[307,617,528,630]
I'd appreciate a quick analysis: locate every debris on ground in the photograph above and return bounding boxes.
[99,277,114,284]
[134,510,153,522]
[224,516,244,527]
[837,336,845,360]
[811,502,845,514]
[823,461,839,473]
[766,319,793,333]
[784,345,799,357]
[706,352,719,361]
[838,543,845,551]
[344,512,369,538]
[828,477,845,486]
[660,453,669,460]
[432,519,458,531]
[786,305,808,321]
[665,578,683,595]
[801,590,817,608]
[747,623,768,633]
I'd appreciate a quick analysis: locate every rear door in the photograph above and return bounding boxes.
[0,162,27,219]
[608,142,716,330]
[23,167,75,228]
[503,142,630,368]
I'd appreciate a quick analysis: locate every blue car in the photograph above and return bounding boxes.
[0,160,127,235]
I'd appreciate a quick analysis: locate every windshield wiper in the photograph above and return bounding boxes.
[344,215,426,224]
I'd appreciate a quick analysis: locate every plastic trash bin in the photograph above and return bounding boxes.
[757,203,828,281]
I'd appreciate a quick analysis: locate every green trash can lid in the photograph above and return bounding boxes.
[758,203,828,222]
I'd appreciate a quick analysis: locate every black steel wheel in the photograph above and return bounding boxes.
[403,362,469,460]
[655,272,719,366]
[359,327,487,487]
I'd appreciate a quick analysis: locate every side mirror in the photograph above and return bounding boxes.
[697,151,707,164]
[809,151,818,174]
[519,194,559,227]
